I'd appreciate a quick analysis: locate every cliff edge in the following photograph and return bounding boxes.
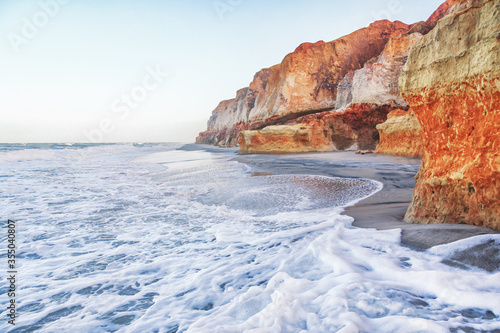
[197,20,410,147]
[195,0,500,230]
[400,0,500,229]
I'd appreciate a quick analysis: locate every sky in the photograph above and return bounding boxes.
[0,0,444,143]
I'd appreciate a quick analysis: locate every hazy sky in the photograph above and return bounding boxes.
[0,0,444,143]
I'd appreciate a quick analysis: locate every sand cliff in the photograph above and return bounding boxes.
[400,0,500,229]
[235,30,424,154]
[375,109,424,158]
[196,0,500,230]
[197,20,411,147]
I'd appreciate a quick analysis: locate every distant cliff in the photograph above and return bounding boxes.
[197,20,411,147]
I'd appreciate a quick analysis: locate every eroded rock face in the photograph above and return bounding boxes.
[400,0,500,229]
[197,20,410,145]
[336,32,423,108]
[238,124,332,154]
[375,109,424,158]
[196,87,252,146]
[239,103,398,154]
[237,30,422,154]
[293,103,400,150]
[247,20,409,123]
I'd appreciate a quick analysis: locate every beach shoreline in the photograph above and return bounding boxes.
[182,144,499,271]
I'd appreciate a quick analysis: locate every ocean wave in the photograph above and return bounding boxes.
[0,145,498,332]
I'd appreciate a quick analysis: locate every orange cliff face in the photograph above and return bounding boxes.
[406,0,465,35]
[294,41,326,52]
[370,35,426,159]
[400,0,500,229]
[375,109,424,158]
[199,0,499,231]
[373,0,469,159]
[238,103,397,154]
[196,20,410,146]
[238,27,424,154]
[336,32,423,109]
[238,124,332,154]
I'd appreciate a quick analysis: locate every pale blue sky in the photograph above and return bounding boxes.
[0,0,443,143]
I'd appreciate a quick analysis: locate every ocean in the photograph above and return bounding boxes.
[0,143,499,333]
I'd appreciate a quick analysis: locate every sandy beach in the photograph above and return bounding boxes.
[183,144,500,272]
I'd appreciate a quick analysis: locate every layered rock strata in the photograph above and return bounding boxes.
[400,0,500,229]
[197,20,411,146]
[197,0,500,230]
[238,103,398,154]
[335,32,423,108]
[238,124,332,154]
[375,109,424,158]
[196,0,461,149]
[236,31,423,154]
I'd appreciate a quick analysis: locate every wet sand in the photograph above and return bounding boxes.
[181,144,499,271]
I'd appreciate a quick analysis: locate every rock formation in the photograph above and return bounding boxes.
[246,20,408,124]
[197,20,411,146]
[197,0,500,229]
[196,0,463,149]
[236,30,423,154]
[238,124,332,154]
[238,103,397,153]
[400,0,500,229]
[375,109,424,158]
[335,32,423,108]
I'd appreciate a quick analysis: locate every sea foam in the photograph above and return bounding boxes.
[0,144,498,333]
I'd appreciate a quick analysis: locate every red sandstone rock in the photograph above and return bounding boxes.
[400,0,500,229]
[238,28,423,154]
[197,0,475,147]
[375,109,424,158]
[197,20,410,146]
[292,103,400,150]
[238,124,332,154]
[247,20,410,125]
[406,0,465,35]
[294,41,326,52]
[336,32,423,108]
[196,121,248,147]
[238,103,399,154]
[425,0,471,28]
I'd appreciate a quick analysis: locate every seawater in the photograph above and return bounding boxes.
[0,143,499,333]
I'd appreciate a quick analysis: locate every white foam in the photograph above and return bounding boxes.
[0,144,498,333]
[428,234,500,257]
[0,149,57,163]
